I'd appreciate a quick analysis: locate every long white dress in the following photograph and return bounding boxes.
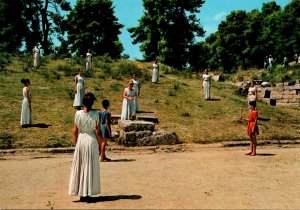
[86,52,92,70]
[69,110,100,197]
[73,75,85,107]
[121,87,136,120]
[20,87,32,125]
[203,74,211,100]
[132,79,140,111]
[33,46,40,67]
[152,63,159,83]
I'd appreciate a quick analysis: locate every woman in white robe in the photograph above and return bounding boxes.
[20,78,32,127]
[86,49,92,70]
[202,69,212,100]
[121,81,137,120]
[33,45,40,68]
[152,59,159,83]
[69,93,102,202]
[131,74,140,112]
[73,68,85,109]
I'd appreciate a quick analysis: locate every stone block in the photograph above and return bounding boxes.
[261,81,271,87]
[282,94,293,99]
[118,130,179,147]
[276,83,284,87]
[212,75,225,82]
[136,116,159,123]
[118,120,155,132]
[111,115,121,125]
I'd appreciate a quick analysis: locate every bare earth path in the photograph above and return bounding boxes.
[0,144,299,209]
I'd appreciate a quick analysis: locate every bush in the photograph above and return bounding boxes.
[181,112,191,117]
[113,61,142,77]
[110,83,122,91]
[168,89,177,96]
[0,133,14,149]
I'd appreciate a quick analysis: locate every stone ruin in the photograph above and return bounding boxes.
[110,115,180,147]
[236,79,300,106]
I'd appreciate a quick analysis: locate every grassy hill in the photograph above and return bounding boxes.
[0,55,300,149]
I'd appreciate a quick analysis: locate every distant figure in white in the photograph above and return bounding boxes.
[268,55,273,71]
[20,78,32,127]
[131,73,140,112]
[121,80,137,120]
[86,49,92,70]
[152,59,159,83]
[33,45,40,68]
[73,68,85,109]
[202,69,212,100]
[247,80,257,105]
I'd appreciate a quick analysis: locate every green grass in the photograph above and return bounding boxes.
[0,56,300,149]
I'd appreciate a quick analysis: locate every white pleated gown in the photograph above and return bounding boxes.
[69,110,100,197]
[86,52,92,70]
[121,88,136,120]
[132,79,140,111]
[20,87,32,126]
[203,74,211,100]
[73,75,85,107]
[152,63,159,83]
[33,47,40,67]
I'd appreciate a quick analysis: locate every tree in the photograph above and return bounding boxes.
[128,0,205,69]
[0,0,27,52]
[243,9,265,68]
[23,0,71,55]
[65,0,123,58]
[215,10,248,71]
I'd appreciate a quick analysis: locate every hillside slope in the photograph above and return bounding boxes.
[0,57,299,149]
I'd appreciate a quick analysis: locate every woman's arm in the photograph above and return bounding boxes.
[96,121,102,153]
[73,123,78,145]
[105,115,112,138]
[123,88,132,100]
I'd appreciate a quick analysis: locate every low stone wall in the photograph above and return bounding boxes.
[257,80,300,106]
[237,79,300,106]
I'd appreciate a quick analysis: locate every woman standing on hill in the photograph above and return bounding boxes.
[73,68,85,110]
[121,80,137,120]
[33,45,40,68]
[152,59,159,83]
[20,78,32,127]
[86,49,92,70]
[131,73,140,112]
[69,93,102,201]
[202,69,211,100]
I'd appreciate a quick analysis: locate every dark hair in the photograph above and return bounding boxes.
[21,78,30,85]
[102,99,110,108]
[77,68,82,73]
[82,93,96,108]
[249,101,256,107]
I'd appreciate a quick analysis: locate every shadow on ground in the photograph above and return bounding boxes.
[22,123,52,128]
[256,153,276,156]
[109,159,136,162]
[74,195,142,203]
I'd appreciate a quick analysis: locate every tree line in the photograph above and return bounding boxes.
[1,0,299,72]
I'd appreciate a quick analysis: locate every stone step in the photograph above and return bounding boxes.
[118,120,155,132]
[111,115,159,124]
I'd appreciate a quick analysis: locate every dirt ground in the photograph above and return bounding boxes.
[0,144,299,209]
